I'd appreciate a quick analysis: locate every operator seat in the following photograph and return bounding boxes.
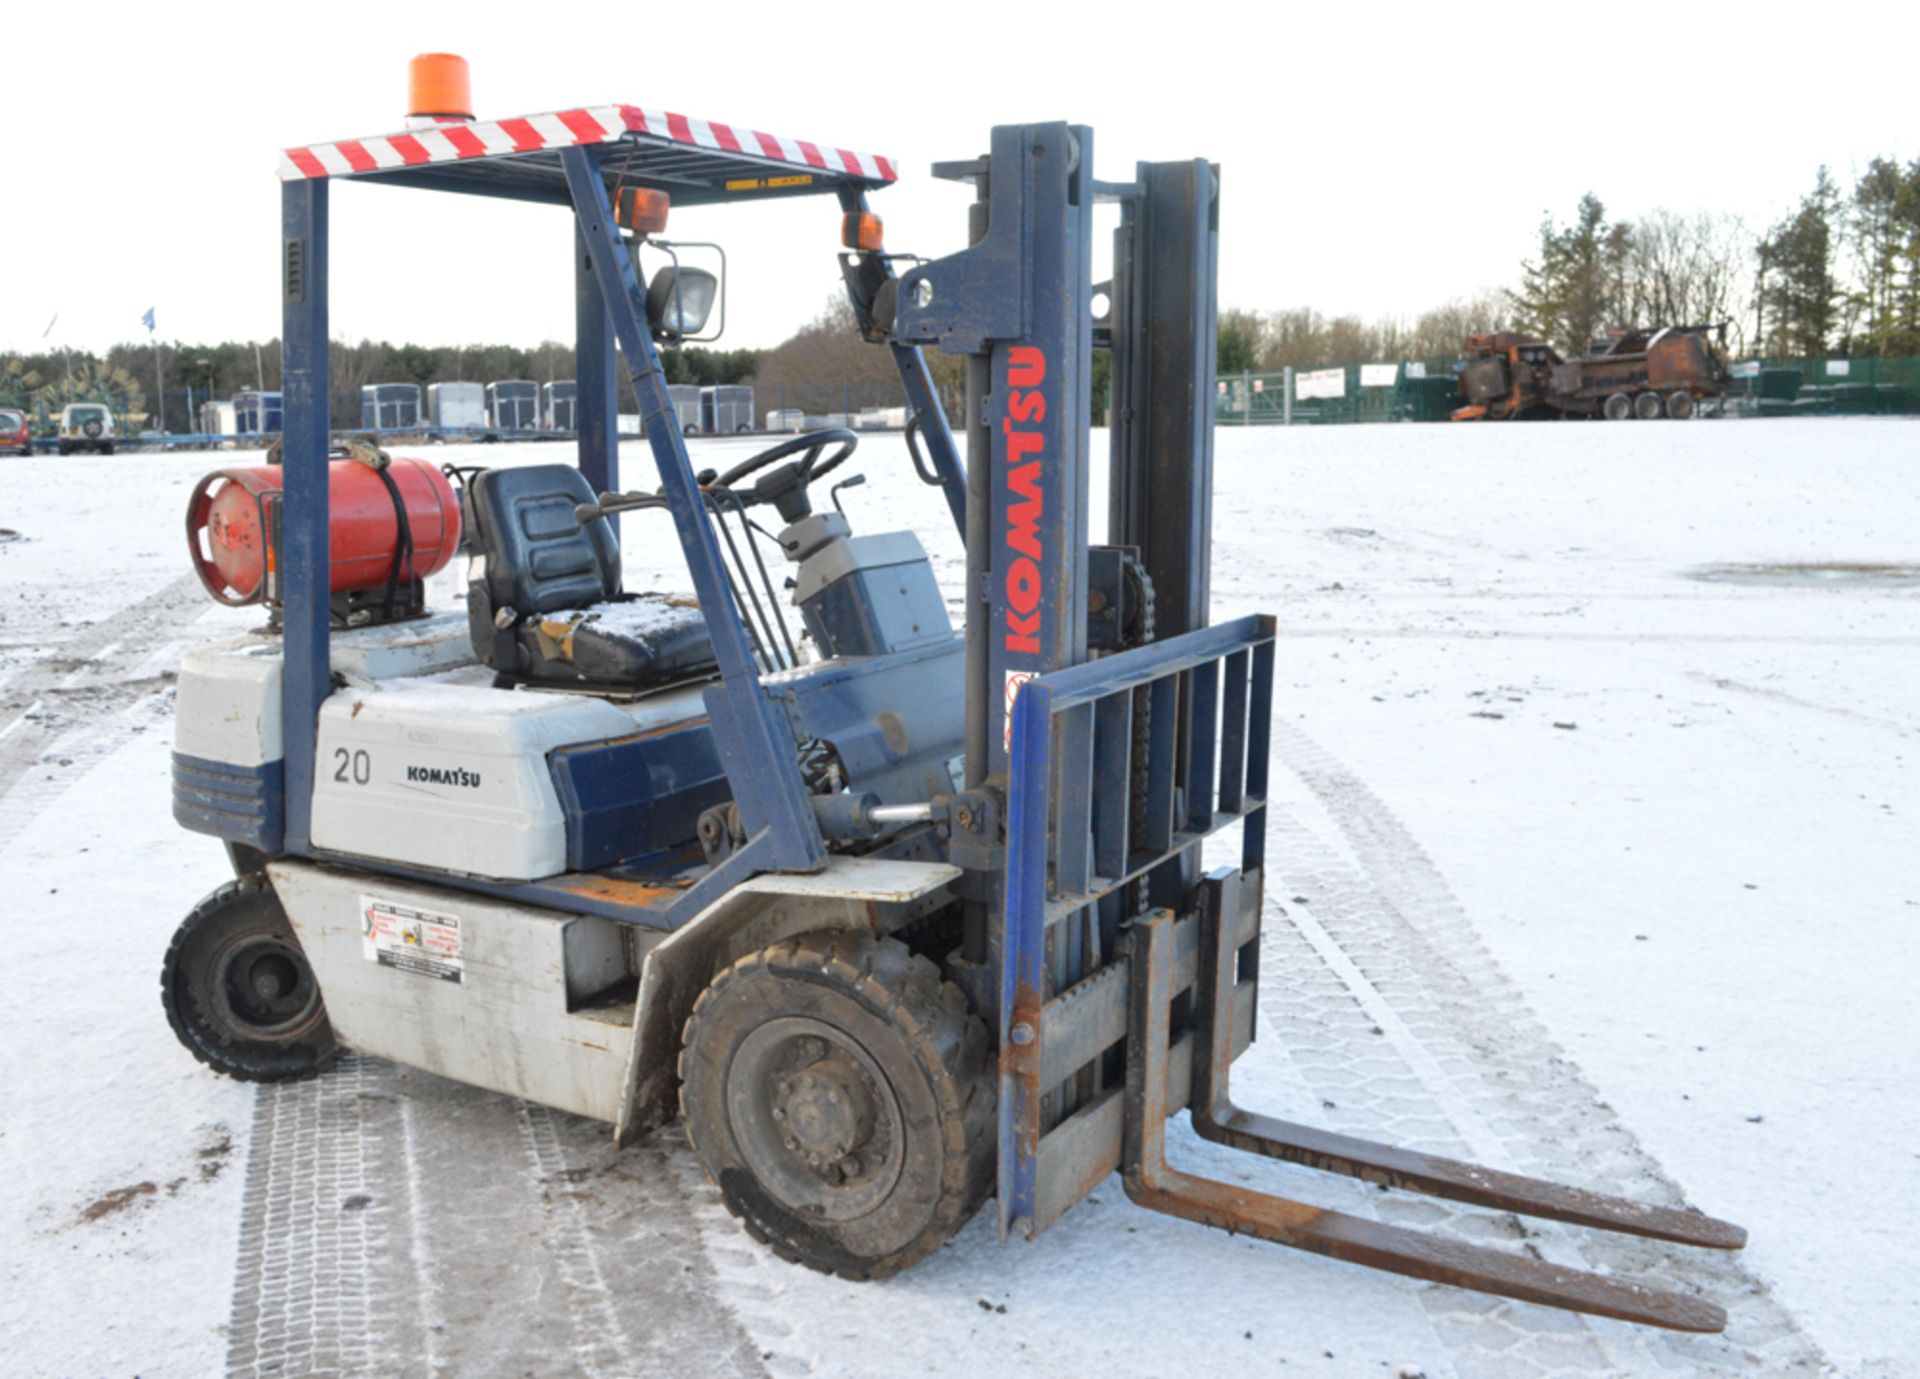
[461,464,717,690]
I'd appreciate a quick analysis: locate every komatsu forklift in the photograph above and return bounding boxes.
[164,57,1745,1326]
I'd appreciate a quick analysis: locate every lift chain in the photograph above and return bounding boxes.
[1120,553,1156,914]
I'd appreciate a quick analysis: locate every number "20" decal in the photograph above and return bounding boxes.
[333,747,371,785]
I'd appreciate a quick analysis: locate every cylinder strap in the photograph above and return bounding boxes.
[365,462,415,621]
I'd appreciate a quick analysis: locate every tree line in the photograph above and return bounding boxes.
[8,155,1915,429]
[1221,155,1920,369]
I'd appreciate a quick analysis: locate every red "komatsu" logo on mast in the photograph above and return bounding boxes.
[1003,345,1047,655]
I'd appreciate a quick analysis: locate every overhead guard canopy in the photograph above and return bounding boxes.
[279,104,898,208]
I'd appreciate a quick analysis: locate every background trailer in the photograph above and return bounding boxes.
[428,381,487,430]
[360,382,422,431]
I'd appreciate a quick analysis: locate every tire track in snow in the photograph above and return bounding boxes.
[226,1058,393,1378]
[0,690,176,854]
[512,1101,637,1379]
[0,571,203,700]
[1260,718,1827,1376]
[1687,670,1916,737]
[0,572,208,829]
[224,1058,767,1378]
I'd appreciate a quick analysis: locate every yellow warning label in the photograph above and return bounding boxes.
[725,174,815,191]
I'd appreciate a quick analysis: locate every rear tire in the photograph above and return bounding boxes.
[1634,390,1664,420]
[1665,391,1695,420]
[161,875,338,1082]
[680,930,994,1280]
[1603,392,1633,421]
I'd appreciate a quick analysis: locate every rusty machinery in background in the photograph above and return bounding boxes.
[1452,324,1732,421]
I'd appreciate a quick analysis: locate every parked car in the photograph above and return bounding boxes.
[0,409,31,456]
[58,403,116,455]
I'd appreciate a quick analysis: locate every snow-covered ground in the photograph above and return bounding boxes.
[1,418,1914,1378]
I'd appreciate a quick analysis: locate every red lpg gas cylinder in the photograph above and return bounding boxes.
[185,455,461,606]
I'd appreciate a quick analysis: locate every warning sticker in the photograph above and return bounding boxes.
[724,174,814,191]
[360,895,463,984]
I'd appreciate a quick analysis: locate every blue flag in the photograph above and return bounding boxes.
[142,307,156,334]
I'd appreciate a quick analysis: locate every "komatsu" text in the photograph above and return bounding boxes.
[1003,345,1048,655]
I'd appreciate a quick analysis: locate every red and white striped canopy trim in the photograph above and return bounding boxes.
[278,104,897,184]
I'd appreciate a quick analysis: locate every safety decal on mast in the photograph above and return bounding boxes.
[361,895,464,984]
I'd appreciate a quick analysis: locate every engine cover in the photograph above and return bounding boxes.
[310,679,708,881]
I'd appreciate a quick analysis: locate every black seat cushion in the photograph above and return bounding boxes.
[465,464,716,687]
[518,596,717,686]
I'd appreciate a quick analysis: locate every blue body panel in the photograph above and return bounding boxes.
[771,635,965,806]
[549,723,729,872]
[172,753,285,854]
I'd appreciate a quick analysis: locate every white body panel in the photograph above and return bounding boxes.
[272,861,641,1123]
[174,613,476,768]
[310,681,636,880]
[175,640,284,766]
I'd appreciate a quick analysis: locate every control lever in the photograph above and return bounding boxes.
[829,473,867,515]
[574,490,667,524]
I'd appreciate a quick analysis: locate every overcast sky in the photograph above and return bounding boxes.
[5,2,1915,357]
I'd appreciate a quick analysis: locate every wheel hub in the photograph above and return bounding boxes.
[773,1057,878,1168]
[215,934,321,1035]
[726,1017,904,1220]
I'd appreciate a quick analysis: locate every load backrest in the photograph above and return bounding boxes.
[469,464,621,617]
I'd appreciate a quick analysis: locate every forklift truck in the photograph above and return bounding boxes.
[164,69,1744,1327]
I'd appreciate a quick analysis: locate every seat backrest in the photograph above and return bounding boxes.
[469,464,621,617]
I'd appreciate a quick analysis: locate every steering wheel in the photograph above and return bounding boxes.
[573,427,861,527]
[711,428,857,519]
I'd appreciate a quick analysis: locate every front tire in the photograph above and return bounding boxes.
[1665,390,1695,420]
[161,875,338,1082]
[680,931,994,1280]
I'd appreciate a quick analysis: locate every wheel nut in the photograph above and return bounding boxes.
[772,1108,785,1122]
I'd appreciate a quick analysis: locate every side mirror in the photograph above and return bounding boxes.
[645,266,719,340]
